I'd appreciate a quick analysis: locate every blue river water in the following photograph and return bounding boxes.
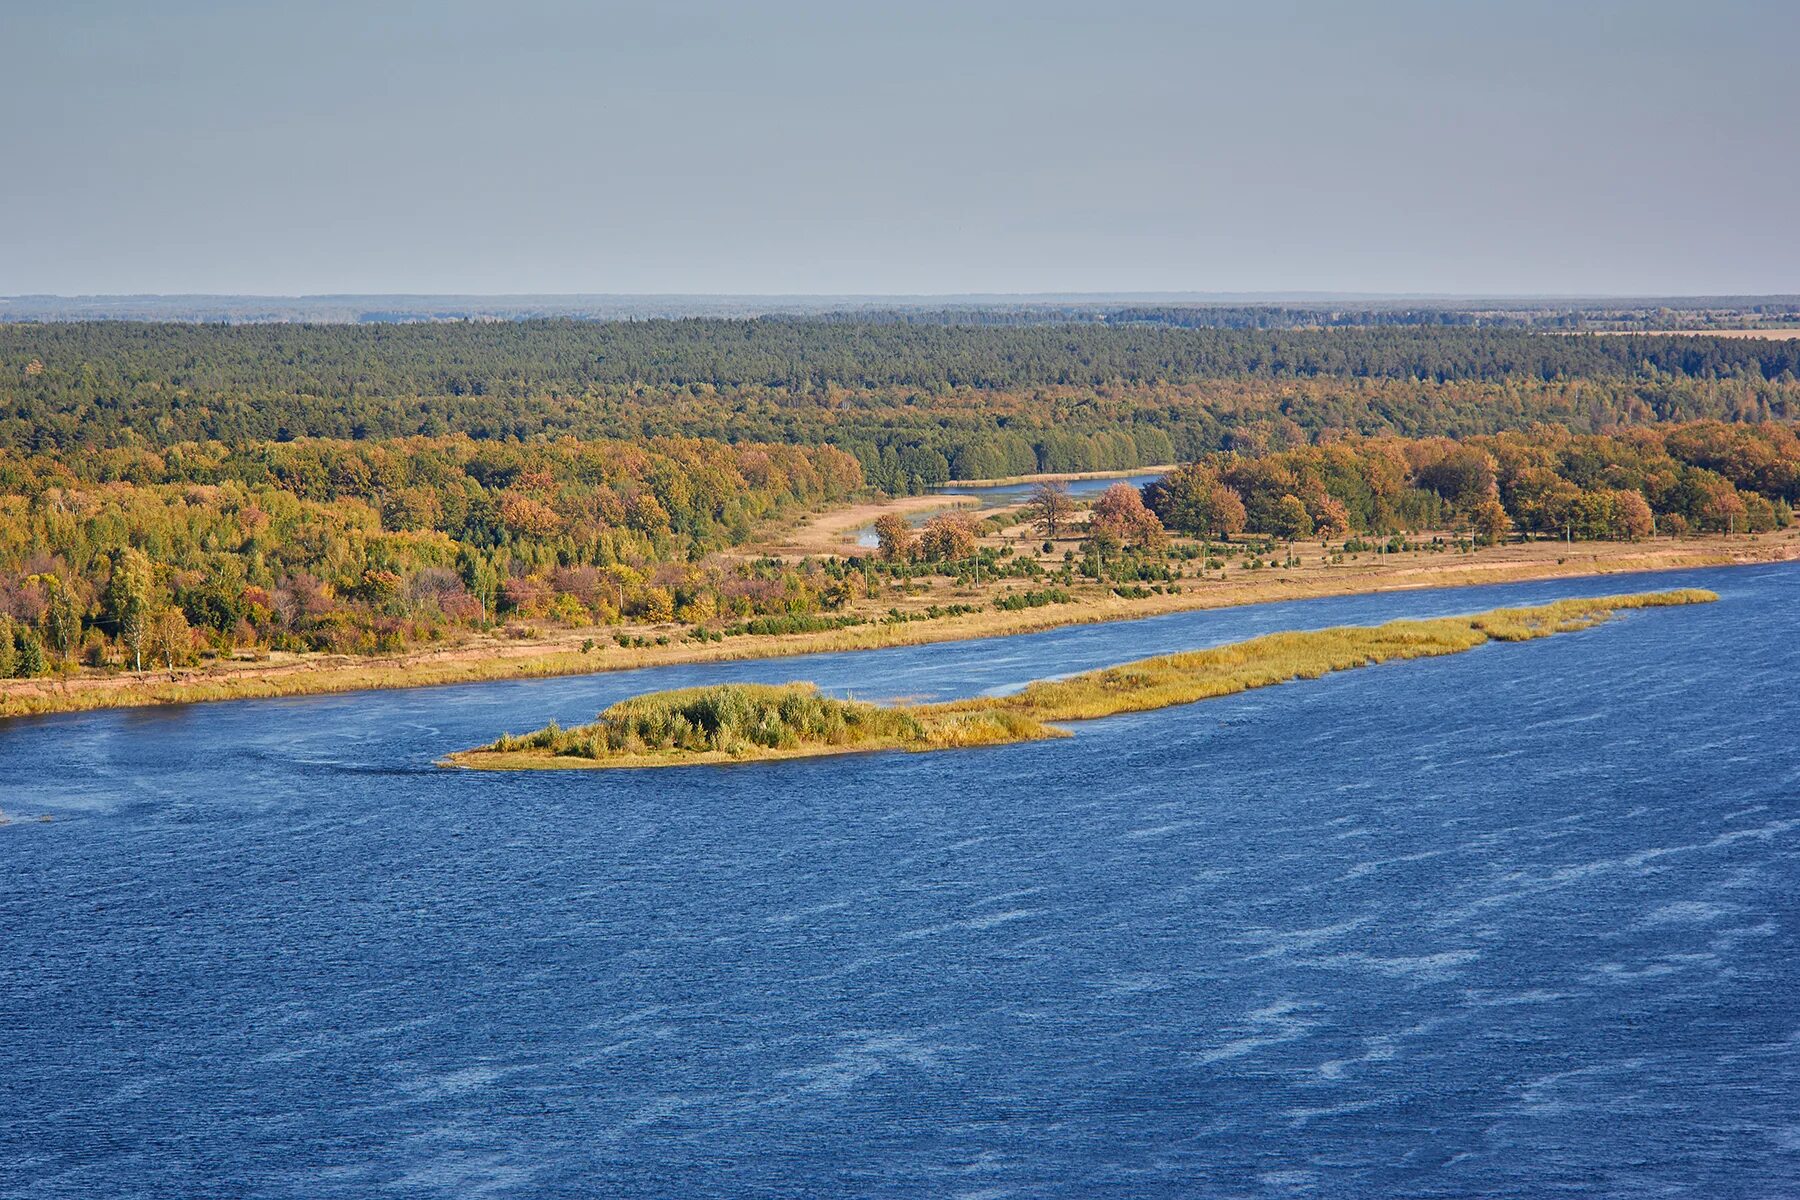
[935,471,1169,506]
[3,562,1797,1198]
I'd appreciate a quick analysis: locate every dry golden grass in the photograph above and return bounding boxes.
[0,650,616,719]
[447,589,1715,770]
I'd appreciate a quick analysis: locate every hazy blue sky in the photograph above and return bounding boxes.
[4,0,1796,296]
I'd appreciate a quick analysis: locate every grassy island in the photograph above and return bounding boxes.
[444,589,1715,770]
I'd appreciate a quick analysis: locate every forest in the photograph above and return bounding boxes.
[0,436,861,671]
[4,321,1798,493]
[0,320,1796,682]
[1134,422,1797,545]
[10,318,1800,397]
[0,417,1791,680]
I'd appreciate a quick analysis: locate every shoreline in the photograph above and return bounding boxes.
[2,533,1793,721]
[443,591,1718,770]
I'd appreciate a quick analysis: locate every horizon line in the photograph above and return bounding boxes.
[8,290,1800,304]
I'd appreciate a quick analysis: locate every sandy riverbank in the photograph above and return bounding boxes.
[751,493,981,557]
[2,530,1793,721]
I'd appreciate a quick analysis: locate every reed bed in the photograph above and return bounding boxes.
[448,588,1715,770]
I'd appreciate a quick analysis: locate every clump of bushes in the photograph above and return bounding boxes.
[993,588,1073,612]
[722,613,865,638]
[515,683,928,759]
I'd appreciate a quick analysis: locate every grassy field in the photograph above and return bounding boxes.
[445,589,1716,770]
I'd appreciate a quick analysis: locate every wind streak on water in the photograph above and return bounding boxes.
[2,563,1797,1198]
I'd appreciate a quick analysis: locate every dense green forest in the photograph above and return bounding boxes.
[4,322,1797,491]
[10,319,1800,397]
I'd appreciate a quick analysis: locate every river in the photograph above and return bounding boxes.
[4,562,1796,1197]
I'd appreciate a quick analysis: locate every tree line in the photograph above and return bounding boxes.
[6,321,1798,494]
[9,320,1800,400]
[1140,421,1797,543]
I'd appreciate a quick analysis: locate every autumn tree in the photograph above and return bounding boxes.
[1308,495,1352,540]
[1472,500,1511,546]
[918,512,978,562]
[1266,494,1315,540]
[1696,478,1748,533]
[1088,482,1166,548]
[637,585,676,624]
[872,513,916,561]
[1610,490,1655,540]
[1143,465,1247,538]
[40,573,82,663]
[1027,482,1076,539]
[497,492,563,539]
[103,547,155,670]
[146,607,194,669]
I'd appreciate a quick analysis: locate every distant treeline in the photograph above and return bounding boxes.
[8,294,1799,328]
[9,319,1800,396]
[4,321,1798,491]
[1092,302,1800,332]
[804,305,1553,328]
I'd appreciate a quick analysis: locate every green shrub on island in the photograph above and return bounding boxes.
[489,683,913,760]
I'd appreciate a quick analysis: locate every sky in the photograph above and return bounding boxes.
[3,0,1797,297]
